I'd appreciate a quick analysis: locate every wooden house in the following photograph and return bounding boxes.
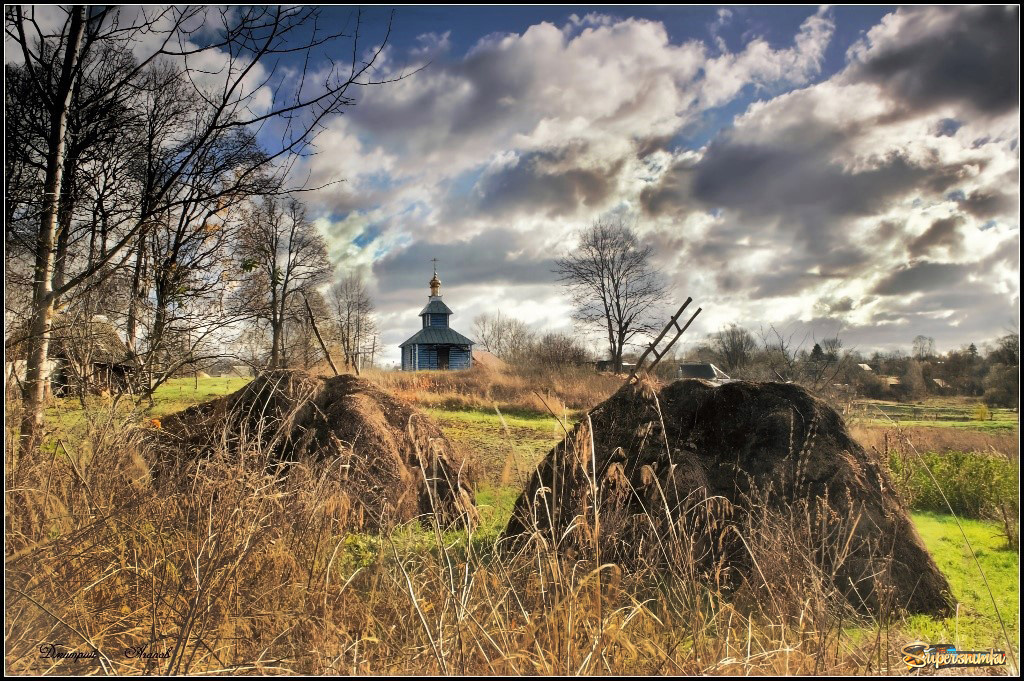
[399,268,474,371]
[49,315,135,395]
[5,314,134,396]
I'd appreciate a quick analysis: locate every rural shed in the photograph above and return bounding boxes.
[677,362,732,382]
[49,315,135,395]
[400,267,474,371]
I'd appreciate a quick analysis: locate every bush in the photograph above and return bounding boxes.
[887,448,1019,521]
[983,363,1019,408]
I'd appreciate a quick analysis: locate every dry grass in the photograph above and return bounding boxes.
[362,364,622,414]
[4,397,958,676]
[849,424,1018,460]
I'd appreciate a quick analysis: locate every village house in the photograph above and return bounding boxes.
[7,315,135,396]
[49,315,135,395]
[400,267,474,371]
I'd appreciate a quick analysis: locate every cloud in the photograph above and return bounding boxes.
[872,261,972,296]
[372,228,560,296]
[907,216,965,257]
[845,6,1019,117]
[298,7,1018,362]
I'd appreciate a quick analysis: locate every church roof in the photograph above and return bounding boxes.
[419,298,454,316]
[399,327,475,348]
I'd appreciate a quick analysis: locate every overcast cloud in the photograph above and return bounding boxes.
[293,5,1019,365]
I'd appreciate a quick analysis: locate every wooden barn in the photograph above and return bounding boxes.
[400,268,474,371]
[49,315,135,396]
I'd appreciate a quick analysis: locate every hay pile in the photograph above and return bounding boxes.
[503,377,952,616]
[154,370,478,532]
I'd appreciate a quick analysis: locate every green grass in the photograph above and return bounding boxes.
[147,376,252,417]
[853,398,1018,433]
[858,418,1018,432]
[907,512,1019,654]
[424,405,572,485]
[888,450,1018,519]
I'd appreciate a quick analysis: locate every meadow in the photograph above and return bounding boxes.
[5,371,1019,675]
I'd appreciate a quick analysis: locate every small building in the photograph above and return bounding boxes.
[879,375,901,390]
[858,363,874,372]
[678,362,732,383]
[595,359,636,373]
[400,268,474,371]
[49,315,135,395]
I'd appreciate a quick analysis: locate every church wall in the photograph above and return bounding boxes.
[449,347,471,369]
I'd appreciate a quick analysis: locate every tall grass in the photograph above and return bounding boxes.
[5,397,925,675]
[879,425,1019,550]
[363,364,621,414]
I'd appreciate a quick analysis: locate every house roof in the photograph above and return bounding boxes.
[49,315,132,366]
[678,362,730,380]
[419,298,453,316]
[400,327,475,347]
[858,363,873,372]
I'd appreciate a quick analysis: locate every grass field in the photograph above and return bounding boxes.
[424,405,570,486]
[904,512,1019,651]
[8,375,1019,674]
[851,398,1019,432]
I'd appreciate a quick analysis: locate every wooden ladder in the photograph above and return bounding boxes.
[629,297,702,380]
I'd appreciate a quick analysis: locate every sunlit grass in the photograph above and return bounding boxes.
[906,512,1019,652]
[9,374,1019,674]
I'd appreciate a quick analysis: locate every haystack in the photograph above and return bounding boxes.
[503,377,952,616]
[471,349,507,372]
[155,370,477,532]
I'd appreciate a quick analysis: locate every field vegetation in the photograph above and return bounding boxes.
[6,369,1018,675]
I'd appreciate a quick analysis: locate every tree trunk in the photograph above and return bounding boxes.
[19,6,86,456]
[125,223,149,354]
[51,145,81,308]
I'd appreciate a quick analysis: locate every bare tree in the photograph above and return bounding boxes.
[237,197,331,368]
[554,216,666,372]
[6,5,401,452]
[473,311,534,362]
[530,331,592,368]
[758,323,805,381]
[912,335,936,360]
[330,273,377,371]
[710,324,758,374]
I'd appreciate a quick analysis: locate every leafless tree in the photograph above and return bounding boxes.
[912,334,936,360]
[554,216,666,372]
[529,331,592,368]
[758,323,805,381]
[6,5,402,452]
[330,273,377,371]
[281,288,333,370]
[473,311,534,362]
[237,197,331,368]
[710,324,758,374]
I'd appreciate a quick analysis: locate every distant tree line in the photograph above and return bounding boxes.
[472,311,592,370]
[684,324,1019,408]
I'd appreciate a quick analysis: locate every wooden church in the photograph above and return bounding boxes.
[400,266,474,370]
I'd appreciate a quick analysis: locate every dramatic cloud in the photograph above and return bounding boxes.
[295,6,1018,364]
[845,5,1019,117]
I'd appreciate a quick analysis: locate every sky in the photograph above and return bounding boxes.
[16,5,1018,366]
[284,4,1019,367]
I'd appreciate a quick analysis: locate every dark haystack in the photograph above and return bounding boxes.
[503,377,953,616]
[154,370,477,532]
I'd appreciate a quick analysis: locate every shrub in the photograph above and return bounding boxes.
[886,447,1019,523]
